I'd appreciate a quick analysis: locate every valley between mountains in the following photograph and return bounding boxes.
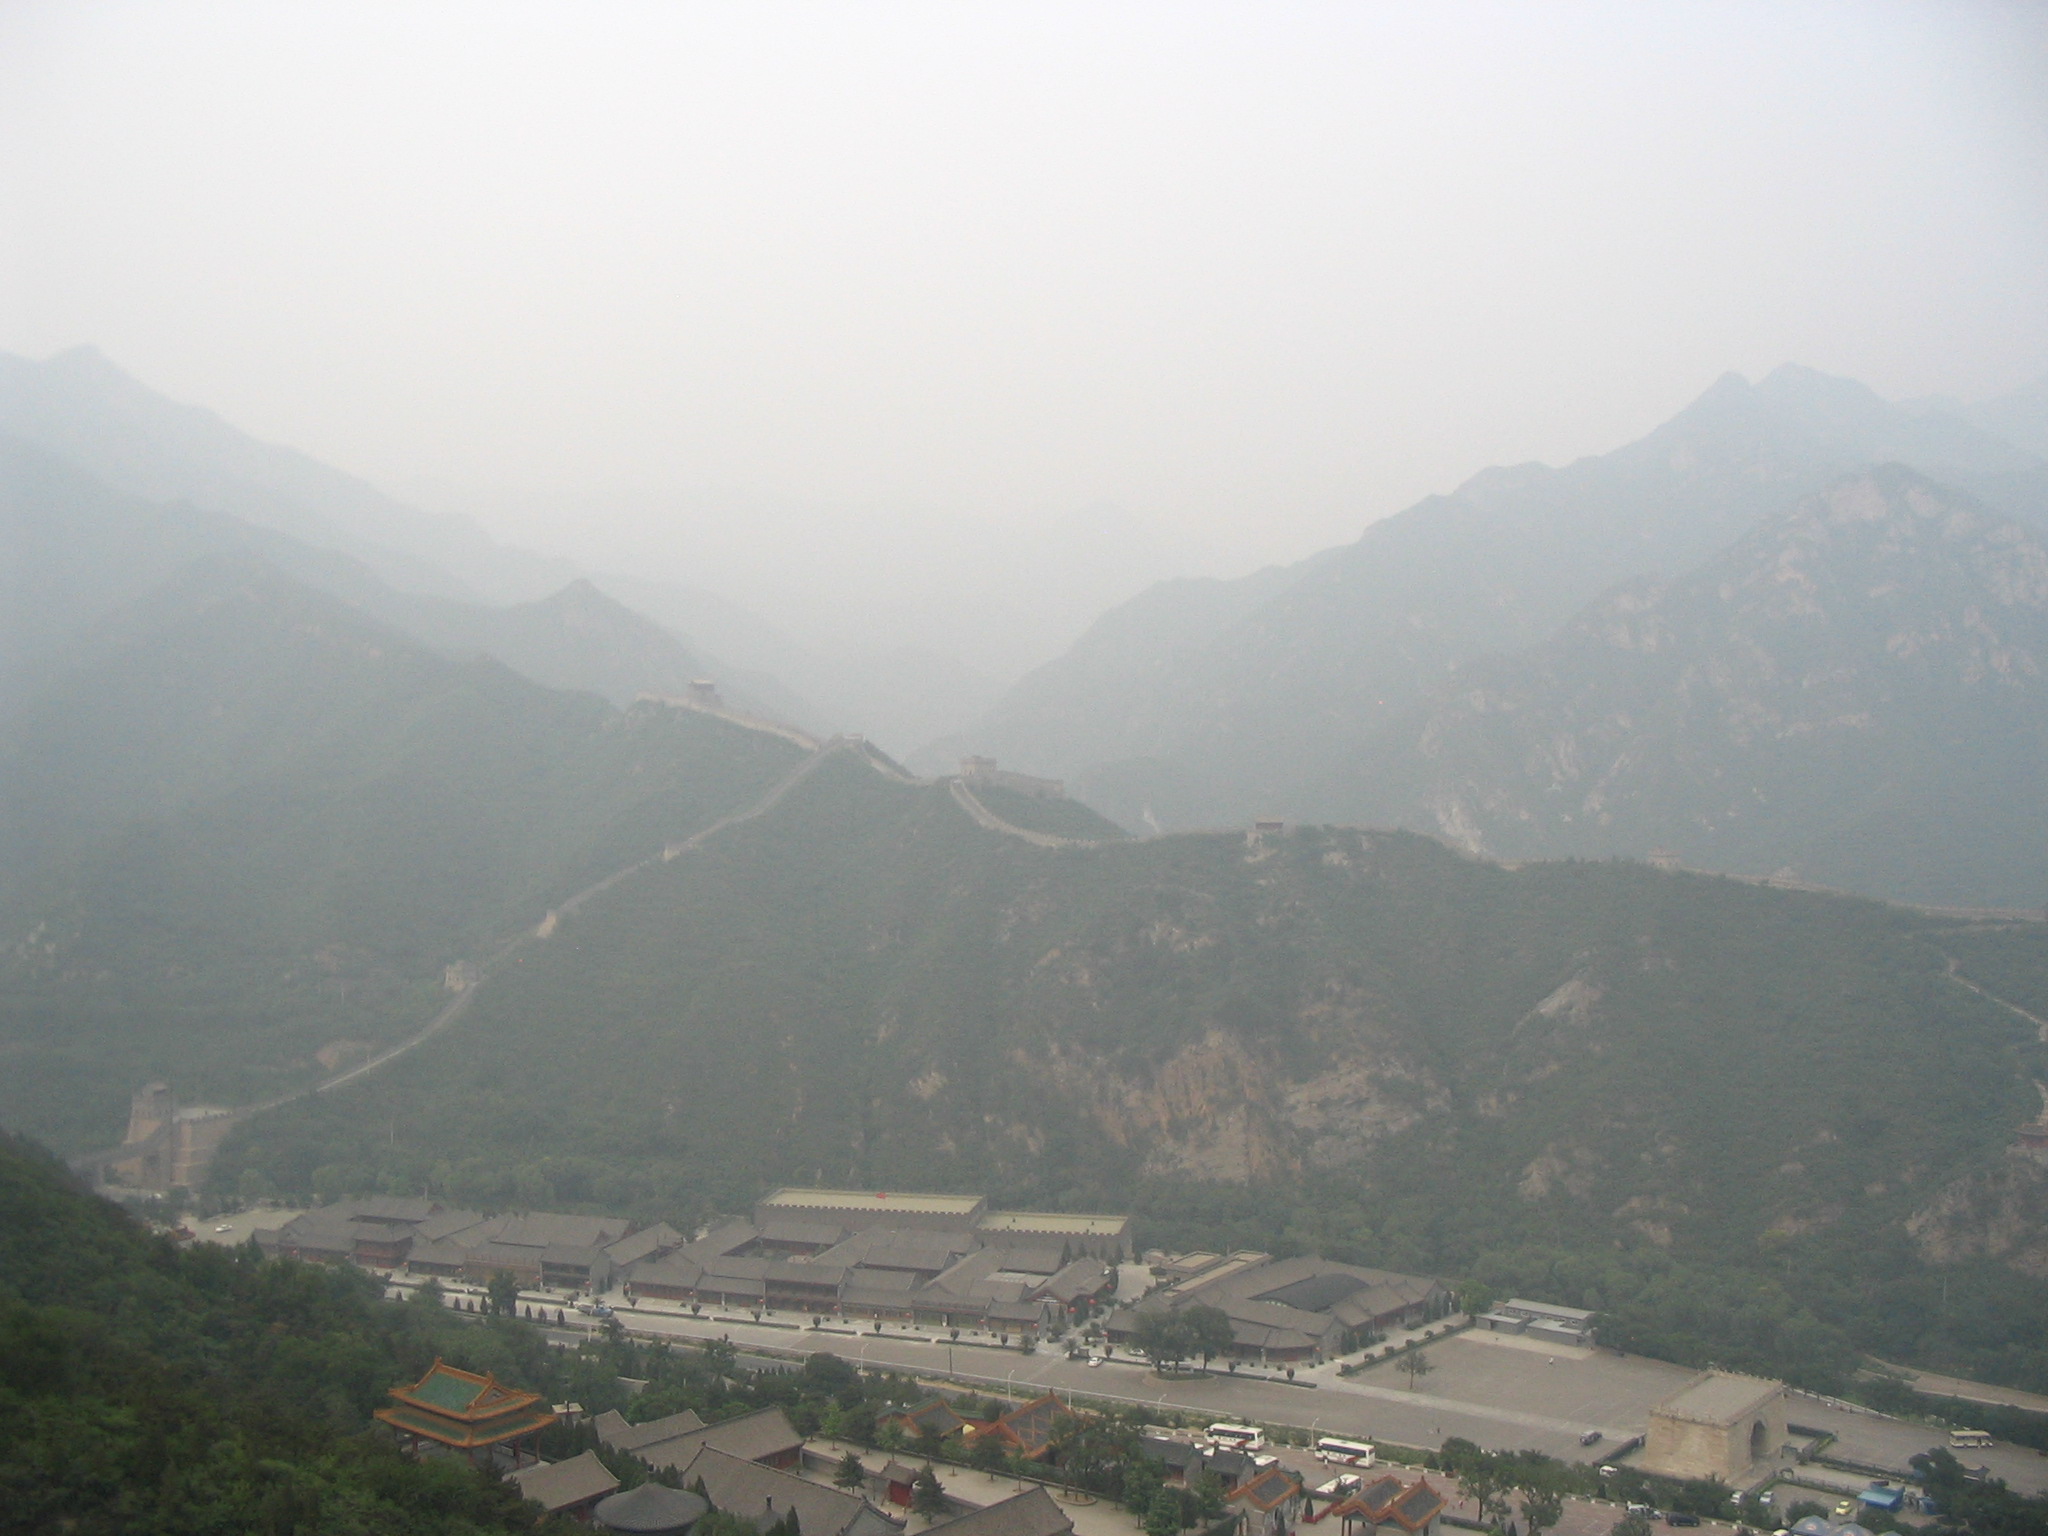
[4,348,2048,1403]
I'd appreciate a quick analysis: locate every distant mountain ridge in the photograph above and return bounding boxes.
[1357,467,2048,905]
[0,349,820,725]
[924,365,2048,904]
[0,345,568,602]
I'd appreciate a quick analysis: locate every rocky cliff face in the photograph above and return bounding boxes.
[1050,1020,1447,1184]
[1377,467,2048,905]
[1909,1155,2048,1278]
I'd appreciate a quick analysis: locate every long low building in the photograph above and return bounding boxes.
[260,1188,1127,1323]
[1108,1253,1452,1363]
[259,1199,685,1292]
[621,1206,1119,1333]
[1474,1298,1597,1347]
[752,1188,1131,1259]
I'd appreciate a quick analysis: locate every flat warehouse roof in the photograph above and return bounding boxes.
[980,1210,1130,1234]
[760,1188,985,1215]
[1504,1297,1596,1322]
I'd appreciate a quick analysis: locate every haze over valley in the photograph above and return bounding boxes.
[5,5,2048,1532]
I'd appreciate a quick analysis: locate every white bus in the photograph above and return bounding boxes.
[1315,1437,1376,1467]
[1207,1423,1265,1450]
[1949,1429,1995,1449]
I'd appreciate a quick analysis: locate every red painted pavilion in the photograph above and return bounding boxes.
[376,1358,557,1467]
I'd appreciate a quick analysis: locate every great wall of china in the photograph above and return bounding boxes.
[77,686,1108,1194]
[112,680,2034,1196]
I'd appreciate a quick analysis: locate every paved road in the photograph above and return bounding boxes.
[389,1278,2048,1499]
[469,1295,1642,1464]
[1867,1360,2048,1416]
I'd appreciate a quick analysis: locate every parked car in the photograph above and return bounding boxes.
[1580,1429,1603,1446]
[1626,1504,1657,1519]
[1665,1515,1700,1527]
[213,1224,233,1233]
[1086,1355,1105,1367]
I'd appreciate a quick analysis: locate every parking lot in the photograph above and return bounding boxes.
[188,1205,302,1246]
[1808,1400,2048,1496]
[1330,1331,1699,1442]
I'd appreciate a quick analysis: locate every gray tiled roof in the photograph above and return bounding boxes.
[928,1487,1074,1536]
[607,1223,686,1268]
[331,1195,443,1225]
[673,1446,892,1536]
[412,1208,489,1242]
[702,1256,772,1282]
[1230,1467,1303,1512]
[475,1211,633,1250]
[404,1237,472,1269]
[593,1481,711,1534]
[538,1244,613,1270]
[630,1254,705,1289]
[593,1408,707,1453]
[684,1221,762,1259]
[758,1220,849,1247]
[816,1228,974,1273]
[509,1449,619,1511]
[990,1247,1067,1276]
[764,1259,848,1287]
[1139,1435,1203,1472]
[930,1249,1009,1293]
[1039,1259,1112,1304]
[1391,1479,1446,1529]
[639,1407,804,1471]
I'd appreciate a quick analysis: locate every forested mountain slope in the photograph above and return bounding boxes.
[928,367,2046,837]
[217,746,2048,1385]
[0,558,806,1152]
[0,1130,582,1532]
[1343,468,2048,907]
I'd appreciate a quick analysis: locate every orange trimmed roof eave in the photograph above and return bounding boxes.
[375,1403,558,1448]
[388,1358,546,1423]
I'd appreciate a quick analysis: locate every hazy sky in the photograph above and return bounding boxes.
[4,1,2047,673]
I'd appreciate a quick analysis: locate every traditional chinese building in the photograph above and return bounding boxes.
[1323,1475,1445,1536]
[981,1393,1078,1461]
[376,1359,557,1467]
[1229,1466,1307,1536]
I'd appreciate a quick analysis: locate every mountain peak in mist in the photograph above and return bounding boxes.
[1636,363,2033,476]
